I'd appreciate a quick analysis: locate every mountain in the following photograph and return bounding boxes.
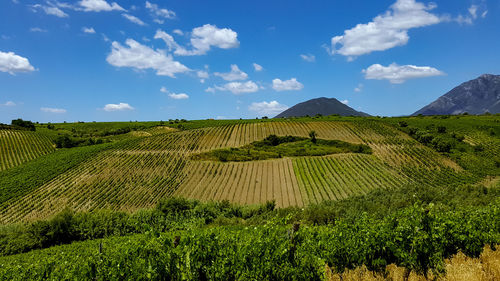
[274,97,370,118]
[413,74,500,116]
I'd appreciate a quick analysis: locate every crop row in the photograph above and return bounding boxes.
[0,130,55,171]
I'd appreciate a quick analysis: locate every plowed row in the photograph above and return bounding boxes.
[0,130,55,171]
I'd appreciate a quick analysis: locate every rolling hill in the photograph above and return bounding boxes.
[414,74,500,115]
[274,97,370,118]
[1,115,498,223]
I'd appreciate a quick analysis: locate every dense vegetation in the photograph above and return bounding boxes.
[192,134,371,162]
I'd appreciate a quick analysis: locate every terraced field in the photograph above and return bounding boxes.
[0,129,55,171]
[0,119,483,223]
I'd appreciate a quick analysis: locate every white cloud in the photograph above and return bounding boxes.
[103,102,134,111]
[300,54,315,62]
[363,63,444,84]
[455,4,487,25]
[145,1,175,22]
[3,101,16,106]
[79,0,124,12]
[173,29,183,35]
[156,24,239,56]
[197,70,209,83]
[168,93,189,99]
[253,63,263,72]
[41,107,67,113]
[272,78,304,91]
[32,4,69,18]
[30,27,48,33]
[330,0,441,58]
[197,70,209,79]
[249,101,289,116]
[0,51,36,74]
[106,39,190,78]
[160,86,168,93]
[468,5,478,19]
[214,64,248,81]
[340,100,349,105]
[217,81,259,94]
[354,83,364,92]
[122,14,146,26]
[205,87,216,93]
[82,27,96,34]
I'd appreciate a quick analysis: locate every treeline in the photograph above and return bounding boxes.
[0,119,36,131]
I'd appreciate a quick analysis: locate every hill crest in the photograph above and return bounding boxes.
[274,97,370,118]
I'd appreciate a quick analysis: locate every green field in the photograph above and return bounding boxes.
[0,115,499,279]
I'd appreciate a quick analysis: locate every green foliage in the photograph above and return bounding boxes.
[0,202,498,280]
[193,135,371,162]
[0,143,112,205]
[10,119,35,131]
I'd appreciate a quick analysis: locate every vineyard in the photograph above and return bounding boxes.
[0,115,499,279]
[0,129,55,171]
[0,117,494,223]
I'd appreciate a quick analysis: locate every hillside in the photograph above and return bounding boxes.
[1,116,498,223]
[0,116,499,280]
[275,97,370,118]
[414,74,500,115]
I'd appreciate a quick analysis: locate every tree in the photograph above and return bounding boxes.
[11,119,36,131]
[309,130,317,143]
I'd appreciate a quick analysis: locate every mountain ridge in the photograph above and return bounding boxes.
[413,74,500,116]
[274,97,370,118]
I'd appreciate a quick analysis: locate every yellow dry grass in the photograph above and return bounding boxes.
[326,245,500,281]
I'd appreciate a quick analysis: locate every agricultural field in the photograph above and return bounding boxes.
[1,116,497,223]
[0,115,499,279]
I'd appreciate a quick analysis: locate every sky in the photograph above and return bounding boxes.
[0,0,499,123]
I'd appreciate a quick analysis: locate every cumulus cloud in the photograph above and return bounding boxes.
[103,103,134,111]
[160,86,168,93]
[30,27,48,33]
[300,54,315,62]
[173,29,183,35]
[354,83,364,92]
[205,87,216,93]
[340,100,349,105]
[249,101,289,116]
[363,63,444,84]
[330,0,441,58]
[0,51,36,74]
[272,78,304,91]
[32,4,69,18]
[41,107,67,113]
[168,93,189,99]
[145,1,175,23]
[214,64,248,81]
[82,27,96,34]
[253,63,263,72]
[122,13,146,26]
[155,24,239,56]
[216,81,259,94]
[197,70,209,83]
[79,0,124,12]
[106,39,190,78]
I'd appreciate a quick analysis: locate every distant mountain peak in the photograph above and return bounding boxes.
[274,97,369,118]
[413,74,500,116]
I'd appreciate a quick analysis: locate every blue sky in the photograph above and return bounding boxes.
[1,0,499,123]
